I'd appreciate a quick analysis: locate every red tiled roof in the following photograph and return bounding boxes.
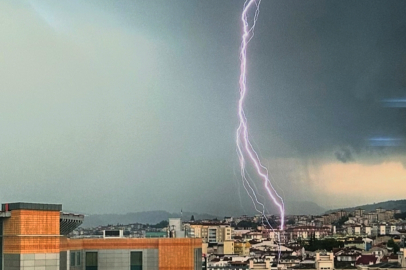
[356,255,377,265]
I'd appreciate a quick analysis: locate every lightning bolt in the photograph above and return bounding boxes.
[236,0,285,256]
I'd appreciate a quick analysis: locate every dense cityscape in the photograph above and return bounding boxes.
[69,204,406,270]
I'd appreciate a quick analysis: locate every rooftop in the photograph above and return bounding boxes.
[2,202,62,211]
[369,262,402,269]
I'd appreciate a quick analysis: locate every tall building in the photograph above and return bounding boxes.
[337,210,347,218]
[0,202,202,270]
[354,208,365,217]
[186,223,231,244]
[168,218,185,238]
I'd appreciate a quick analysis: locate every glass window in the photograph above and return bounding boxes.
[194,248,202,270]
[86,252,98,270]
[130,251,142,270]
[76,252,81,266]
[70,252,75,267]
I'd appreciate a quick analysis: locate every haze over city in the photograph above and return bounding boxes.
[1,0,406,216]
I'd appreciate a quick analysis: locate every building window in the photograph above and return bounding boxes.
[130,251,142,270]
[70,252,76,267]
[70,251,81,267]
[76,252,81,266]
[86,252,98,270]
[194,248,202,270]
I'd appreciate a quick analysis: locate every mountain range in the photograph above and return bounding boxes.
[79,199,405,227]
[81,210,217,228]
[326,199,406,214]
[80,201,326,227]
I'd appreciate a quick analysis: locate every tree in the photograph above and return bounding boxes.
[305,236,343,252]
[297,237,303,246]
[387,239,400,254]
[287,219,295,225]
[309,232,314,247]
[394,212,406,219]
[333,216,349,228]
[150,220,169,229]
[236,220,257,229]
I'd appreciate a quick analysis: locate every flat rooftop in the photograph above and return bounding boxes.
[2,202,62,211]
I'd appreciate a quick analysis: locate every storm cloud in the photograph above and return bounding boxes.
[1,0,406,215]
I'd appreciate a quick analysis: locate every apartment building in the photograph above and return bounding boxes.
[354,209,365,217]
[284,226,331,241]
[233,241,251,256]
[347,225,361,235]
[188,223,231,243]
[315,252,334,270]
[362,226,372,236]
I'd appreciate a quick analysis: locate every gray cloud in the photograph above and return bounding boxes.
[334,148,354,163]
[1,0,406,215]
[245,0,406,162]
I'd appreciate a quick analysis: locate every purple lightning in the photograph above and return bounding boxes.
[236,0,285,234]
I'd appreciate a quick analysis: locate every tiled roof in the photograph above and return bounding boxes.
[355,255,377,265]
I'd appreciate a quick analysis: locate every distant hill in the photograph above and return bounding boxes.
[81,210,218,228]
[80,201,326,227]
[285,201,326,215]
[326,199,406,214]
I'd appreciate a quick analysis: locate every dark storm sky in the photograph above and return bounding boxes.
[1,0,406,215]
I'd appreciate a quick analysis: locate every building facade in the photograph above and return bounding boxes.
[0,202,202,270]
[187,223,231,244]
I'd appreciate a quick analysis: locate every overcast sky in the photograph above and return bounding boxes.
[1,0,406,216]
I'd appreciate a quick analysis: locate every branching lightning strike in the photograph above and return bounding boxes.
[236,0,285,240]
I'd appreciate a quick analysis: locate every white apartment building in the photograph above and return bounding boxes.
[315,252,334,270]
[362,226,372,235]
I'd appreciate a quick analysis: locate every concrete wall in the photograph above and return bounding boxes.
[194,248,202,270]
[63,249,159,270]
[59,252,67,270]
[96,248,158,270]
[4,253,59,270]
[3,254,20,270]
